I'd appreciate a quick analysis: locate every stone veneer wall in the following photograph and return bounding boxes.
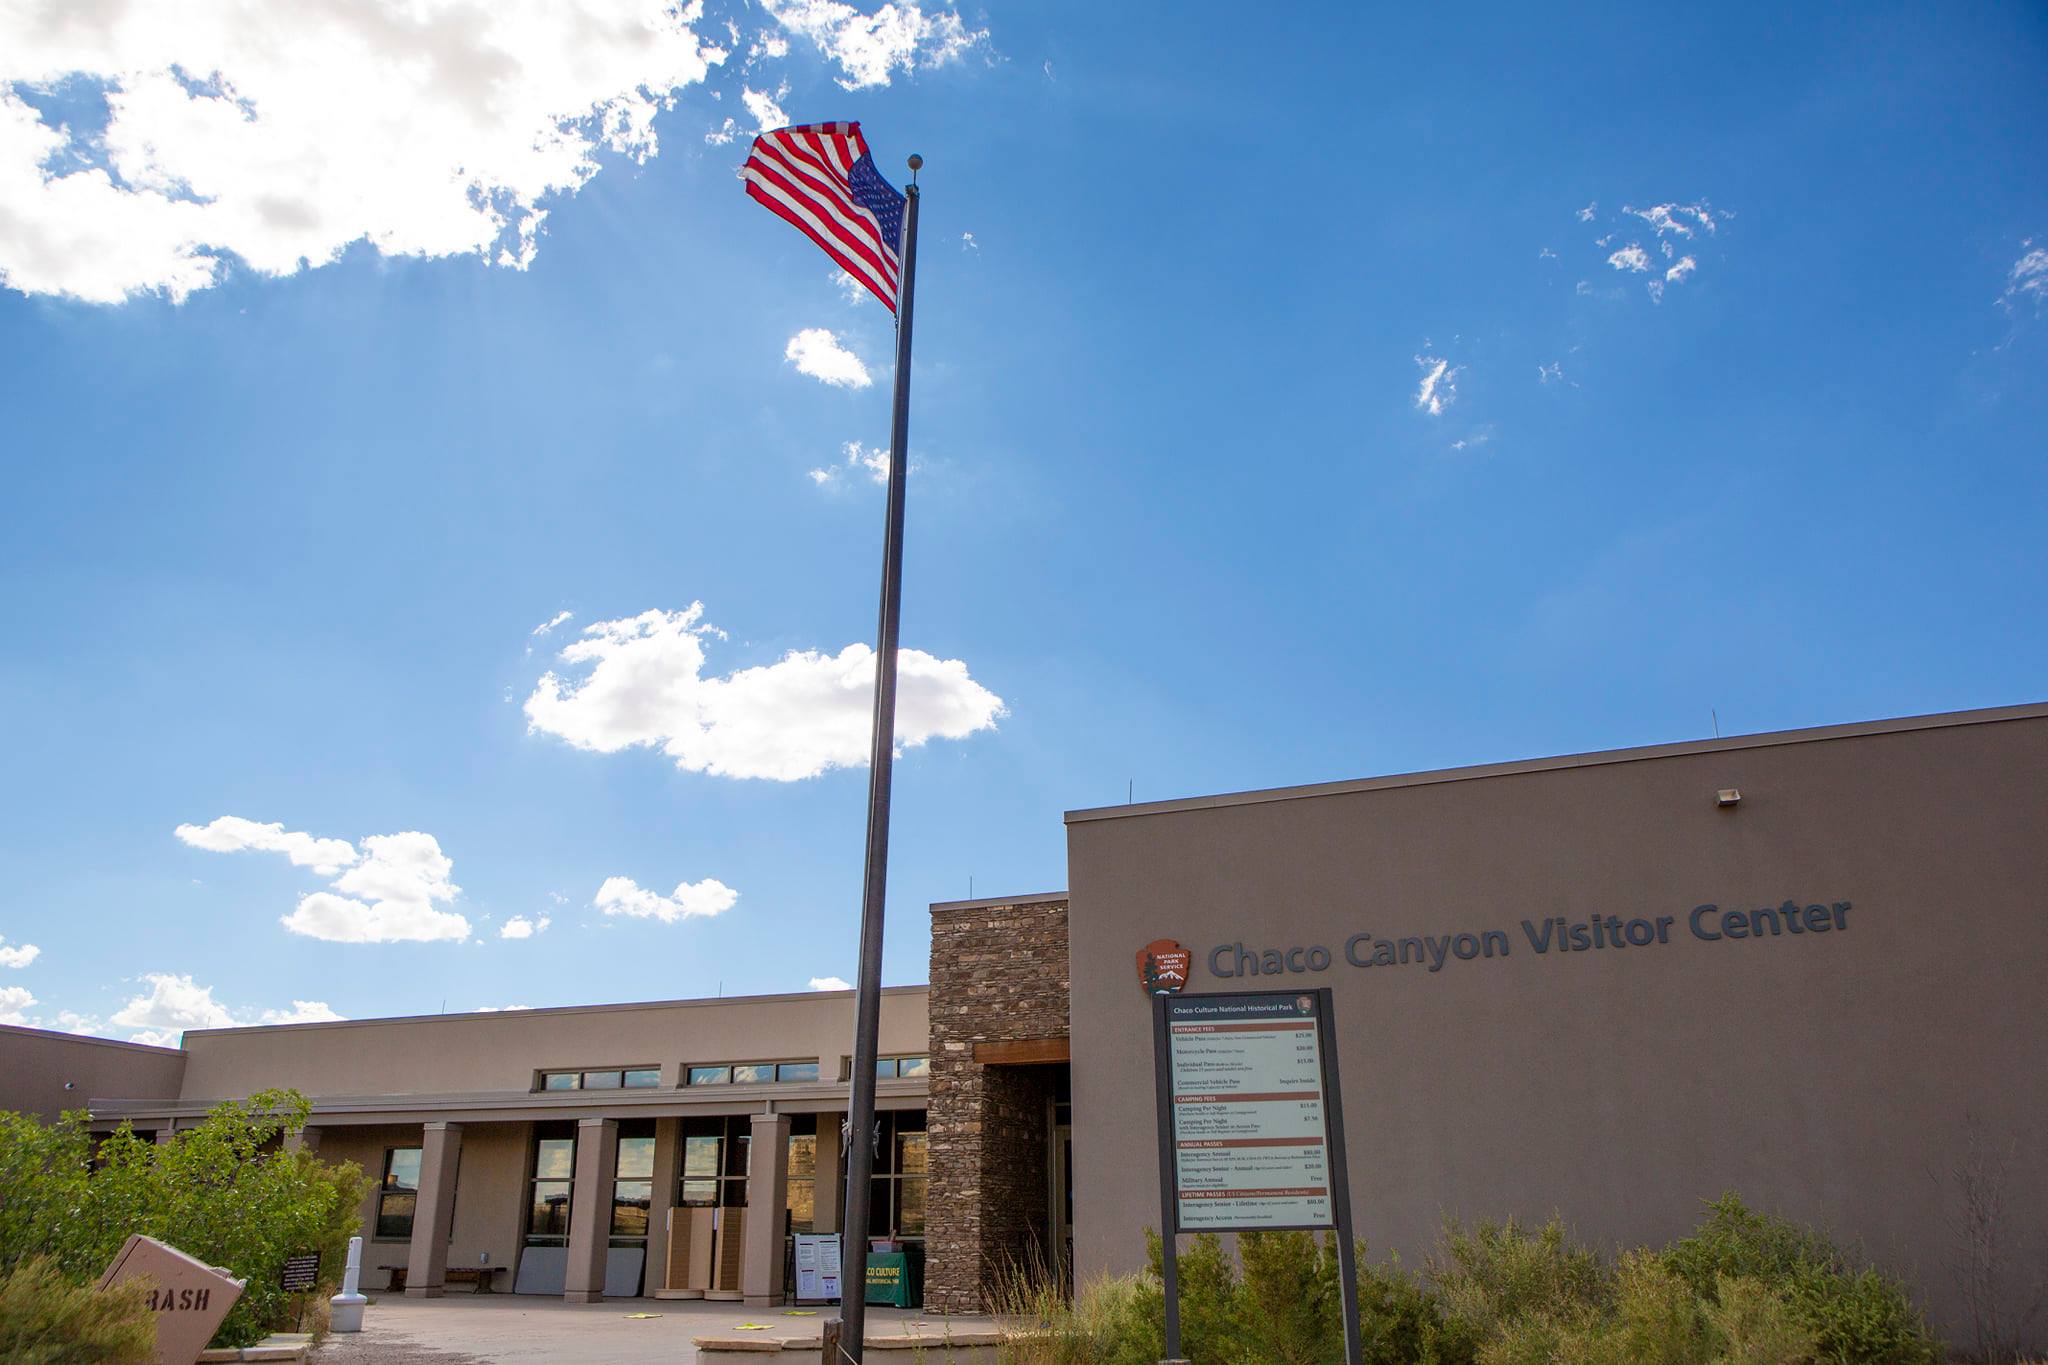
[925,895,1070,1314]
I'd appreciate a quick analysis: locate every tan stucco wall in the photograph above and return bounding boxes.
[0,1024,185,1122]
[316,1123,425,1291]
[174,987,929,1101]
[1066,706,2048,1350]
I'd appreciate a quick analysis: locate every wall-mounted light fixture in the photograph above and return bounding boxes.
[1716,789,1742,807]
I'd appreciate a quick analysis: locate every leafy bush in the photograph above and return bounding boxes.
[1663,1195,1941,1364]
[0,1090,366,1350]
[1354,1249,1477,1365]
[1433,1215,1609,1343]
[0,1258,155,1365]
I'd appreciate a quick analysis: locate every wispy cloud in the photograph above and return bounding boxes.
[742,82,790,132]
[809,439,890,488]
[531,610,574,638]
[1606,244,1651,273]
[761,0,987,89]
[1576,202,1597,222]
[2001,241,2046,314]
[1413,354,1461,416]
[785,328,872,388]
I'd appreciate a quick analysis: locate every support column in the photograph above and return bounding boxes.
[284,1124,323,1156]
[405,1123,463,1298]
[563,1117,618,1303]
[813,1113,843,1234]
[154,1125,176,1146]
[649,1118,681,1292]
[742,1112,791,1307]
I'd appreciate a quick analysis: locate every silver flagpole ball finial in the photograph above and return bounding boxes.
[906,153,923,172]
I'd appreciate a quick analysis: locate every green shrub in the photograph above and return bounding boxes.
[1354,1248,1477,1365]
[1433,1215,1610,1343]
[1238,1230,1345,1364]
[1704,1274,1815,1365]
[0,1258,155,1365]
[1662,1195,1940,1364]
[0,1090,367,1350]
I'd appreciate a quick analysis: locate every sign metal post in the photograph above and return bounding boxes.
[1151,986,1362,1365]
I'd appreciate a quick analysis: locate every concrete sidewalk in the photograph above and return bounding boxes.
[313,1295,998,1364]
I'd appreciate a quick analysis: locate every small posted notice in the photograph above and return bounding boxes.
[1165,991,1334,1230]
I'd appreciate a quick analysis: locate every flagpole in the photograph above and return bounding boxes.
[834,157,920,1365]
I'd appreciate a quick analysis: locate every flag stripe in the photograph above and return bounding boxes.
[744,144,897,288]
[742,121,903,312]
[742,160,896,292]
[744,181,895,306]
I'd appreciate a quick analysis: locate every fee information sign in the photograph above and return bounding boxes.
[1159,990,1338,1230]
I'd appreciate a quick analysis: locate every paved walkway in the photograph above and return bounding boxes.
[314,1295,994,1364]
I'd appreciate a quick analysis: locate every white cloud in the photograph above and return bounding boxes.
[532,610,574,638]
[2001,242,2046,313]
[0,984,35,1025]
[1538,361,1563,384]
[176,816,357,876]
[809,975,853,991]
[0,935,39,969]
[500,914,551,940]
[1627,202,1717,238]
[785,327,872,388]
[808,439,890,488]
[260,1000,344,1025]
[109,973,235,1038]
[742,83,790,132]
[1538,246,1557,260]
[595,875,738,923]
[180,816,470,943]
[473,1004,534,1012]
[832,268,867,303]
[1665,256,1697,284]
[705,116,739,146]
[762,0,987,90]
[281,832,469,943]
[1413,355,1460,416]
[1576,202,1597,222]
[1606,244,1651,273]
[961,231,978,252]
[1646,279,1666,304]
[526,604,1006,781]
[0,0,728,303]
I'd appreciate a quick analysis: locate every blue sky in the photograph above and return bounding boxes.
[2,1,2043,1041]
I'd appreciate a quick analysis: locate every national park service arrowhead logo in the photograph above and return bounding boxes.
[1137,938,1192,995]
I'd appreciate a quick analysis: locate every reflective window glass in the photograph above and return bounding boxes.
[383,1147,422,1192]
[542,1072,578,1091]
[528,1181,572,1237]
[777,1062,820,1082]
[683,1135,721,1177]
[688,1066,731,1086]
[534,1137,576,1181]
[732,1063,774,1084]
[611,1181,652,1237]
[583,1070,622,1089]
[623,1068,660,1089]
[875,1059,898,1079]
[680,1178,720,1207]
[616,1135,656,1181]
[897,1056,930,1078]
[897,1131,928,1175]
[898,1176,927,1235]
[376,1191,416,1239]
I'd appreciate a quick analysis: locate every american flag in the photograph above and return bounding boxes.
[743,122,906,312]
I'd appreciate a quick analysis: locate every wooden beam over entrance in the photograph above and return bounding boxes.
[972,1036,1070,1066]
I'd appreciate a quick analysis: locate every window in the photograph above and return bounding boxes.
[848,1055,932,1080]
[869,1111,928,1241]
[377,1147,421,1239]
[526,1123,577,1246]
[786,1114,818,1235]
[690,1060,819,1085]
[679,1116,750,1208]
[539,1067,663,1092]
[611,1121,656,1241]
